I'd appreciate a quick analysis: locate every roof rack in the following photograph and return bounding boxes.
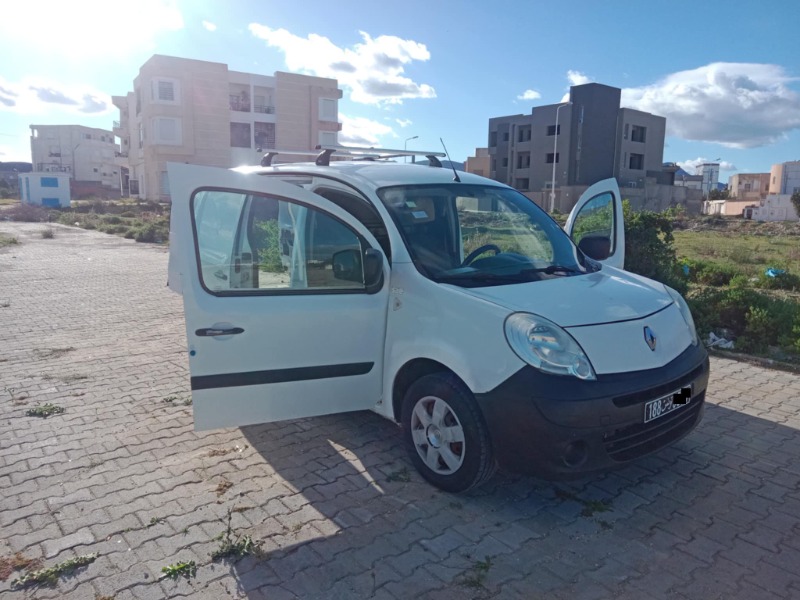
[258,145,447,167]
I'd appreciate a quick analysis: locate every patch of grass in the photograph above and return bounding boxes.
[11,553,97,588]
[460,556,493,590]
[42,373,89,383]
[386,467,411,483]
[147,517,165,528]
[160,560,196,580]
[34,347,75,359]
[0,234,19,248]
[210,510,263,563]
[162,395,179,403]
[183,398,192,406]
[25,403,65,418]
[554,488,613,517]
[215,479,233,496]
[0,552,43,582]
[40,227,55,239]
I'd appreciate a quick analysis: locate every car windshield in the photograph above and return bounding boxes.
[377,183,593,287]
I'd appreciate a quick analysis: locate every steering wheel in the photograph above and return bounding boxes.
[462,244,502,266]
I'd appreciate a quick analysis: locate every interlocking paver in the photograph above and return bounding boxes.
[1,221,800,598]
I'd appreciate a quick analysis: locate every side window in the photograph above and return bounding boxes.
[571,193,614,260]
[192,190,367,294]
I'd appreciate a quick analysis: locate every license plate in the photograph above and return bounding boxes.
[644,386,692,423]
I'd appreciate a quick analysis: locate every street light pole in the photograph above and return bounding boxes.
[550,102,571,212]
[404,135,418,163]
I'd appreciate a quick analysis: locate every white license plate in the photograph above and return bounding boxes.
[644,386,692,423]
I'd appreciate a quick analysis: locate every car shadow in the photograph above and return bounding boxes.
[219,398,800,599]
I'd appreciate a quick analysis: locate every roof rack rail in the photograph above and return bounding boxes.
[259,145,447,168]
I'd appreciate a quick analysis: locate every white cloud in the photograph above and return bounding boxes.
[517,89,541,101]
[622,63,800,148]
[339,115,395,146]
[677,157,738,174]
[395,118,412,128]
[0,0,183,58]
[202,20,217,32]
[567,70,593,86]
[0,76,111,115]
[248,25,436,105]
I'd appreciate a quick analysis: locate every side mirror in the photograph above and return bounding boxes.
[332,248,363,283]
[577,235,612,260]
[363,248,383,291]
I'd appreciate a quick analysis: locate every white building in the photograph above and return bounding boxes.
[29,124,119,190]
[768,160,800,196]
[744,194,799,222]
[113,54,343,201]
[19,172,71,207]
[695,162,720,198]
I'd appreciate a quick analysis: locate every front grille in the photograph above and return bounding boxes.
[603,392,704,462]
[612,363,705,408]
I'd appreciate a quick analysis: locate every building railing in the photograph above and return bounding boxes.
[254,104,275,114]
[115,151,128,158]
[229,96,250,112]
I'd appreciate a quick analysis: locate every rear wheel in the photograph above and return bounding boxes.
[401,373,496,493]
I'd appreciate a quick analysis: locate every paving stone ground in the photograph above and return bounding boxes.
[1,222,800,599]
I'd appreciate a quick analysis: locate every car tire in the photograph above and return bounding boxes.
[401,373,496,493]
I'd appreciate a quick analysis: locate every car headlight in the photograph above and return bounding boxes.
[664,286,698,346]
[504,313,596,380]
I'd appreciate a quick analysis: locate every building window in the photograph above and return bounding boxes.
[40,177,59,187]
[546,125,561,136]
[518,126,531,142]
[154,117,182,145]
[254,122,276,149]
[629,153,644,170]
[546,153,560,164]
[489,131,497,147]
[319,131,337,147]
[744,183,752,192]
[491,159,496,171]
[624,123,629,140]
[319,98,337,121]
[503,132,509,142]
[631,125,646,143]
[160,171,170,196]
[157,80,174,101]
[502,157,508,167]
[230,123,251,148]
[517,152,530,169]
[515,178,529,190]
[138,123,145,148]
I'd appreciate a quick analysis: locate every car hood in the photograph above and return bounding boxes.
[458,268,673,327]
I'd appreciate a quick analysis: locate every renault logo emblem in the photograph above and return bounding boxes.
[644,326,657,351]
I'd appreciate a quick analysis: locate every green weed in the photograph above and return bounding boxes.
[160,560,196,580]
[25,404,65,418]
[11,553,97,588]
[210,510,263,563]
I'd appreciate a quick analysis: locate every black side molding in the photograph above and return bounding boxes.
[191,362,374,391]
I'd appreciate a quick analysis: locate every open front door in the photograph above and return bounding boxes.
[565,178,625,270]
[168,163,390,430]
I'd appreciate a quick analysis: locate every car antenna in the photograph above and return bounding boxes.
[439,138,461,182]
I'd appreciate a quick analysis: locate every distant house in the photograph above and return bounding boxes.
[744,194,799,222]
[728,172,770,201]
[19,172,71,207]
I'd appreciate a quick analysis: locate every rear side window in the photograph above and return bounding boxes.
[192,189,368,295]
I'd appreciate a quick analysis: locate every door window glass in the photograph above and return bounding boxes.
[192,190,366,294]
[571,192,615,260]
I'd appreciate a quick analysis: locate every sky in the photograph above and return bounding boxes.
[1,0,799,182]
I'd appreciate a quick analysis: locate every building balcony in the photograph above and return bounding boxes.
[254,104,275,114]
[229,96,251,112]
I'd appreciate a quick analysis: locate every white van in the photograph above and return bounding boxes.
[168,153,709,492]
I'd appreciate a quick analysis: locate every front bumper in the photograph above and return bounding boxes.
[475,343,710,479]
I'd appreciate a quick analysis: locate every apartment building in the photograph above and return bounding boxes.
[487,83,668,209]
[113,55,342,201]
[728,173,770,201]
[768,160,800,196]
[464,148,490,177]
[29,124,119,190]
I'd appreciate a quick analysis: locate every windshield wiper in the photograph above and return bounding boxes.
[519,265,580,275]
[436,272,532,284]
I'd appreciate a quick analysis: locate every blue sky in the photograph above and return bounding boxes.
[1,0,799,181]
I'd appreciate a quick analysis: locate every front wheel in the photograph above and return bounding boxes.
[401,373,496,493]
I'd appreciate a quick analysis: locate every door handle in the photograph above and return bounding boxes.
[195,327,245,337]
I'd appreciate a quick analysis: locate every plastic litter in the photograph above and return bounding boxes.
[707,332,734,349]
[765,268,786,278]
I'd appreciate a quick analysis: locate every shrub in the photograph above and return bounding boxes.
[682,259,741,286]
[755,270,800,291]
[102,215,123,225]
[120,211,136,218]
[3,204,51,222]
[132,223,167,243]
[622,201,687,294]
[40,228,55,239]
